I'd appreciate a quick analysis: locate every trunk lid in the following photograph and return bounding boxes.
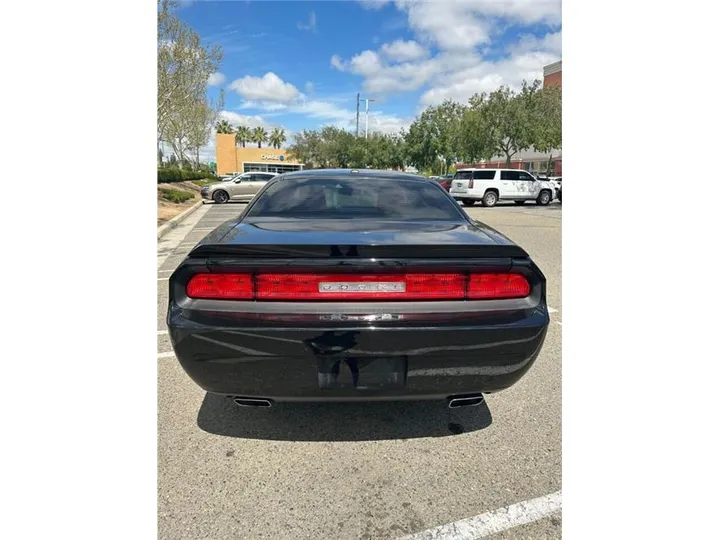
[189,219,528,259]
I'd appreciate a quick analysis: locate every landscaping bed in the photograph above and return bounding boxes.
[157,181,203,226]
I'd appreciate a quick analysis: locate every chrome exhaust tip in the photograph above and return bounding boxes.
[232,397,273,408]
[448,394,485,409]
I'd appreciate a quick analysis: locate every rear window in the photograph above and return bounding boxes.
[246,177,463,220]
[472,170,496,180]
[454,171,473,180]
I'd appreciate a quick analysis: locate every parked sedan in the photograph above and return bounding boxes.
[168,169,549,409]
[201,171,277,204]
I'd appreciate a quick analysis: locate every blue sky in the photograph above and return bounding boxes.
[176,1,561,158]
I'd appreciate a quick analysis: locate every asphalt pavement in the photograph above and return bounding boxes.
[157,200,562,539]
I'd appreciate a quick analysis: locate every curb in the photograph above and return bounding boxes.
[157,200,205,240]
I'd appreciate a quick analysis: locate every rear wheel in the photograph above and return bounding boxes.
[536,190,551,206]
[213,190,229,204]
[461,199,475,206]
[513,200,526,205]
[482,191,498,207]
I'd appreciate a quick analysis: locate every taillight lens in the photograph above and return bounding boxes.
[184,272,531,301]
[256,273,466,300]
[468,273,530,299]
[186,273,253,299]
[468,179,474,188]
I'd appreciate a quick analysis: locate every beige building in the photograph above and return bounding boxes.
[216,133,304,176]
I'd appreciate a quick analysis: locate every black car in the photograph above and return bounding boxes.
[167,169,549,409]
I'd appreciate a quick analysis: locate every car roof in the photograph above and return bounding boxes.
[275,168,430,182]
[455,168,529,172]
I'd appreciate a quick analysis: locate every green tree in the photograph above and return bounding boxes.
[459,92,495,164]
[251,126,268,148]
[187,90,223,170]
[483,82,539,166]
[531,85,562,175]
[404,110,440,170]
[235,125,251,147]
[287,129,323,168]
[158,0,222,154]
[215,119,234,134]
[268,127,287,149]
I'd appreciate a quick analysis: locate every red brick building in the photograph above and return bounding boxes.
[455,153,562,176]
[543,60,562,88]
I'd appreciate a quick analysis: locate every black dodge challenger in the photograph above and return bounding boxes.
[167,169,549,408]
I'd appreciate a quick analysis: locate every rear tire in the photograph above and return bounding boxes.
[513,200,526,205]
[536,190,551,206]
[213,190,229,204]
[461,199,475,206]
[482,191,498,207]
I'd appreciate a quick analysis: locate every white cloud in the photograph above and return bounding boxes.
[218,110,275,130]
[386,0,561,51]
[228,72,302,103]
[207,72,226,87]
[330,54,344,70]
[380,39,427,62]
[358,0,392,9]
[297,11,317,32]
[419,49,560,107]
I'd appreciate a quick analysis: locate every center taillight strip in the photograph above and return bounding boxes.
[185,272,531,301]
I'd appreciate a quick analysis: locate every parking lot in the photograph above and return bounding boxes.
[157,200,562,539]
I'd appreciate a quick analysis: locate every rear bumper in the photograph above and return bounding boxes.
[167,304,550,402]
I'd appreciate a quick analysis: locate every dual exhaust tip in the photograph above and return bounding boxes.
[231,394,484,409]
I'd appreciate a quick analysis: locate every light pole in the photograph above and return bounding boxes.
[364,98,375,139]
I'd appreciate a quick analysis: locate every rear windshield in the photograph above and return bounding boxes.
[245,177,464,220]
[454,171,473,180]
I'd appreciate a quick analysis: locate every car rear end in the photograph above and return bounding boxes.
[449,169,497,202]
[167,172,550,404]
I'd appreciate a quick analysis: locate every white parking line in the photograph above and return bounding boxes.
[556,321,562,326]
[158,330,168,335]
[158,277,169,281]
[399,491,561,540]
[158,269,173,273]
[157,351,175,359]
[548,307,558,313]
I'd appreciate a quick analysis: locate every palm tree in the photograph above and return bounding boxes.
[251,126,268,148]
[215,119,234,134]
[235,125,251,148]
[269,127,287,149]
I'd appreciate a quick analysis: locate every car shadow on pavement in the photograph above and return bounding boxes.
[196,393,493,442]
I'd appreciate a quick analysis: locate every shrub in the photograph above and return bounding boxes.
[158,168,219,184]
[159,188,194,203]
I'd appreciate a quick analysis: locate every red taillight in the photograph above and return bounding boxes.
[185,272,530,301]
[256,273,466,300]
[186,273,253,299]
[468,179,474,188]
[468,273,530,299]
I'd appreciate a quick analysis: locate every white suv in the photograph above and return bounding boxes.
[449,168,555,207]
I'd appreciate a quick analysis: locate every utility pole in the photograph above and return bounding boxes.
[364,98,375,139]
[355,93,360,137]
